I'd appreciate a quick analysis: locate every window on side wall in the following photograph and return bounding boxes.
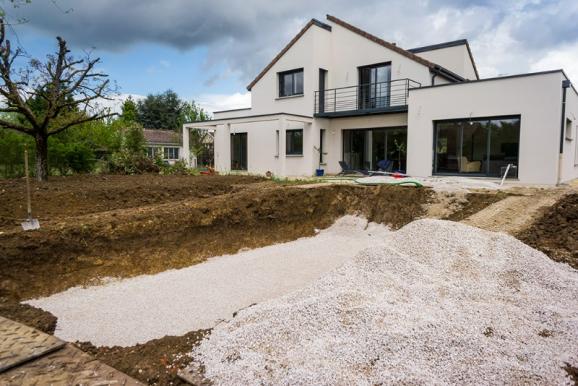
[286,129,303,156]
[164,147,179,160]
[279,69,304,97]
[566,118,574,140]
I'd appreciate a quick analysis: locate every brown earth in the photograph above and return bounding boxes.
[443,191,512,221]
[0,174,264,231]
[76,329,211,386]
[518,193,578,269]
[0,300,56,334]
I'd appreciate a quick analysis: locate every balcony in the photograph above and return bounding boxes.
[314,78,421,118]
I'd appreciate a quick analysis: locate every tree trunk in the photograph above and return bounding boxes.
[34,134,49,181]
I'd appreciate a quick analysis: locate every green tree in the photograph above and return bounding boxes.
[136,90,183,130]
[121,96,138,123]
[0,19,114,180]
[180,100,209,124]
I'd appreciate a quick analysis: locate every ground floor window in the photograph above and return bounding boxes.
[342,127,407,172]
[146,146,159,158]
[286,129,303,155]
[434,116,520,177]
[163,147,180,160]
[230,133,247,170]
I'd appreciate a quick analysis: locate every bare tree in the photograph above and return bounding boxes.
[0,18,115,180]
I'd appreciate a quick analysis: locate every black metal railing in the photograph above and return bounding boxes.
[314,78,421,116]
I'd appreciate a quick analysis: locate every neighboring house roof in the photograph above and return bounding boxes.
[408,39,480,80]
[246,15,467,91]
[143,129,181,146]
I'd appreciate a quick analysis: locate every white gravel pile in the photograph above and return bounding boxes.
[26,216,391,346]
[189,219,578,385]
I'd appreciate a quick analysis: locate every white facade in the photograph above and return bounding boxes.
[185,15,578,185]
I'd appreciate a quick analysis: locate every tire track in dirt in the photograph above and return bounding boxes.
[461,187,571,235]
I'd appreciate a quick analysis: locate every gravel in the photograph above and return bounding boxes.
[26,216,391,346]
[188,219,578,385]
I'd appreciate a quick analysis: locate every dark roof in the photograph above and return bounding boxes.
[143,129,181,145]
[408,39,480,80]
[246,19,332,91]
[408,39,468,53]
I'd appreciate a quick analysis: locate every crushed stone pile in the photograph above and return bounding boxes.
[189,219,578,385]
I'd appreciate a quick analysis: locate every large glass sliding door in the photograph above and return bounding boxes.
[343,127,407,172]
[434,116,520,177]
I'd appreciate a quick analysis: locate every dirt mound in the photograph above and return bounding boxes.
[0,300,56,334]
[76,329,210,386]
[518,193,578,269]
[0,174,264,230]
[0,183,432,301]
[188,219,578,385]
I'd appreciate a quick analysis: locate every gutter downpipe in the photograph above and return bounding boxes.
[557,79,571,185]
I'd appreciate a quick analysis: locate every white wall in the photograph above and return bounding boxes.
[561,85,578,182]
[248,20,434,118]
[415,44,477,80]
[407,71,567,185]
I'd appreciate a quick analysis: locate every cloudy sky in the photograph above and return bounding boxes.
[5,0,578,112]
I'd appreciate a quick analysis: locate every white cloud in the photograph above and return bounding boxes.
[531,42,578,82]
[93,93,145,115]
[197,92,251,114]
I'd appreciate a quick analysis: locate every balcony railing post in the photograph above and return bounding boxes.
[334,88,337,113]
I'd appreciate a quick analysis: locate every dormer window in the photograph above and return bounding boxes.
[279,69,304,97]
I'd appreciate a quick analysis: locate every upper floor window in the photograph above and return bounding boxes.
[279,69,303,97]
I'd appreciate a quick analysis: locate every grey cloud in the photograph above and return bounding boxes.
[9,0,578,83]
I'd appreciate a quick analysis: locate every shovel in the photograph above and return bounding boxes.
[21,146,40,231]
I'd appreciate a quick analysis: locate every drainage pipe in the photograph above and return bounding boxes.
[557,79,571,185]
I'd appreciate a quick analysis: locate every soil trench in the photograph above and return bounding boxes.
[3,174,574,385]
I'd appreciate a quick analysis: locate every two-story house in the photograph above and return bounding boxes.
[184,15,578,185]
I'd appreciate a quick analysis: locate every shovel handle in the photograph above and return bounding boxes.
[24,146,32,218]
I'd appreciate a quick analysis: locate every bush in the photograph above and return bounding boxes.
[49,140,96,175]
[160,159,190,175]
[109,150,160,175]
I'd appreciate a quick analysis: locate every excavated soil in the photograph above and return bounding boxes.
[0,174,264,231]
[518,193,578,269]
[443,191,511,221]
[0,300,56,334]
[0,182,432,302]
[76,329,211,386]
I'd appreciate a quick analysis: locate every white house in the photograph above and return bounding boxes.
[143,129,183,165]
[184,15,578,185]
